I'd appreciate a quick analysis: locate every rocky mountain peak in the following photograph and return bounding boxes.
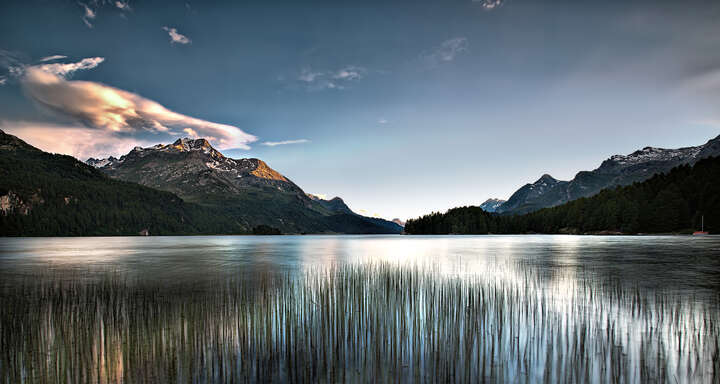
[497,133,720,215]
[171,138,214,152]
[535,174,559,185]
[249,159,288,182]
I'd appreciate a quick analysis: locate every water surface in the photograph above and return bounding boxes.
[1,235,719,297]
[1,235,719,382]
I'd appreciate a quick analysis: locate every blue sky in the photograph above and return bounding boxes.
[1,0,719,220]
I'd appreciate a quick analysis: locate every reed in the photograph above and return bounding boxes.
[1,263,718,383]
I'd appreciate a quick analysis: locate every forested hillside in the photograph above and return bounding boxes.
[0,130,244,236]
[405,156,720,235]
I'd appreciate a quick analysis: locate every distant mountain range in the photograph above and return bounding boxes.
[406,154,720,235]
[86,137,402,234]
[489,135,720,215]
[0,131,401,235]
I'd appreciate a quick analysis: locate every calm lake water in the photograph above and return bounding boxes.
[1,235,719,383]
[1,235,719,296]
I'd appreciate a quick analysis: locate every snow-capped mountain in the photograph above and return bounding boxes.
[87,138,402,234]
[479,198,506,213]
[495,134,720,215]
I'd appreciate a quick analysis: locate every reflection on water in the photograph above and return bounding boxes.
[2,235,719,294]
[0,235,719,382]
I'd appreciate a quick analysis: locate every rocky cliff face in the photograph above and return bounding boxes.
[495,135,720,215]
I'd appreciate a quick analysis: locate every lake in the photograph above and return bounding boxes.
[1,235,719,382]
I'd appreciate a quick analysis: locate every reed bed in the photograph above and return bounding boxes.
[1,263,718,383]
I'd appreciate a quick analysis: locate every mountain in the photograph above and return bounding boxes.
[307,194,354,214]
[87,138,402,234]
[478,198,506,213]
[0,130,244,236]
[392,218,406,227]
[495,135,720,215]
[405,155,720,235]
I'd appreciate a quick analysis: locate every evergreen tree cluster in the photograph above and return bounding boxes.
[405,156,720,235]
[0,138,245,236]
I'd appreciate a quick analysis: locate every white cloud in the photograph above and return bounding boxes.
[80,3,96,28]
[298,69,322,83]
[162,26,191,45]
[115,1,131,11]
[0,120,154,160]
[0,76,6,86]
[39,55,68,63]
[35,57,105,77]
[473,0,504,10]
[378,118,388,124]
[18,57,256,151]
[297,66,366,91]
[332,66,365,81]
[183,127,199,137]
[420,37,469,68]
[261,139,310,147]
[81,3,96,18]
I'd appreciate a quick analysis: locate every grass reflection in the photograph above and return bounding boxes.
[1,263,718,383]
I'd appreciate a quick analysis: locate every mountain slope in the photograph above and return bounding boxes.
[495,135,720,215]
[89,138,402,234]
[479,198,506,213]
[405,155,720,235]
[0,130,244,236]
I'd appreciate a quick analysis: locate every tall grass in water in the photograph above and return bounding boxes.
[1,264,718,383]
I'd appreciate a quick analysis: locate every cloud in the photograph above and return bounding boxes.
[378,118,388,124]
[332,66,365,81]
[183,127,199,137]
[39,55,68,63]
[261,139,310,147]
[80,2,96,28]
[420,37,469,69]
[34,57,105,77]
[162,26,191,45]
[81,3,96,18]
[18,57,256,151]
[297,66,366,91]
[473,0,504,10]
[115,1,131,11]
[298,69,322,83]
[0,77,6,86]
[0,49,26,74]
[0,120,154,161]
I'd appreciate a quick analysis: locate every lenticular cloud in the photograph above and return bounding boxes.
[20,58,256,150]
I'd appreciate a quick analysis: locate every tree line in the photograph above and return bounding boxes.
[0,141,245,236]
[405,156,720,235]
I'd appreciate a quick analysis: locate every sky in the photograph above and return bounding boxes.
[1,0,720,221]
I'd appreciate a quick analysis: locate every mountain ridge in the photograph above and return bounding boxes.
[492,134,720,215]
[406,155,720,235]
[86,137,402,234]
